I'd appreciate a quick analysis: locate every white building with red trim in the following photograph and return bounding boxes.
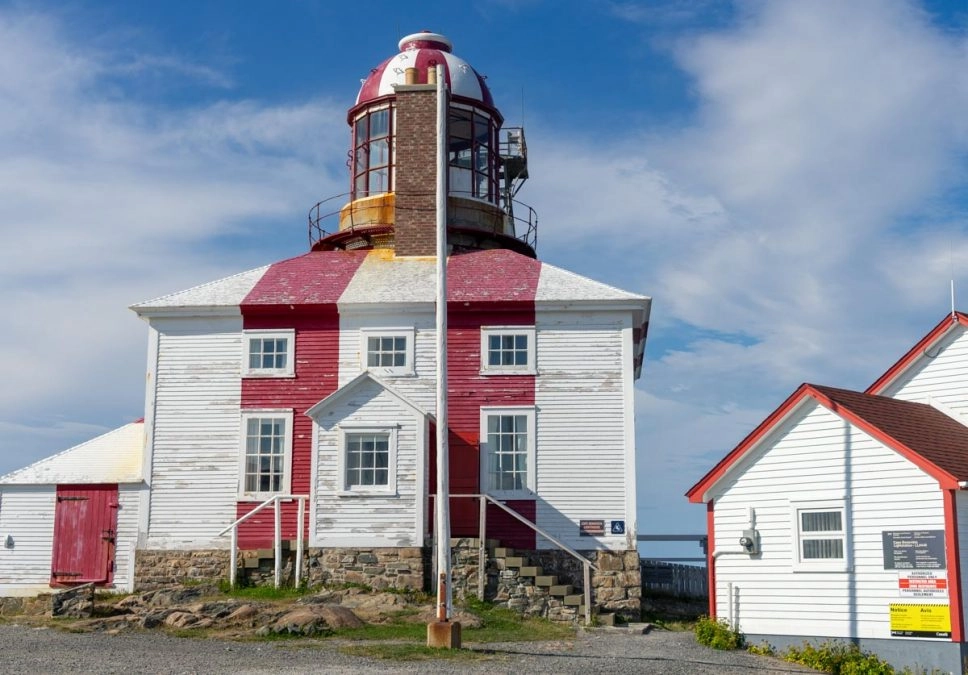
[687,312,968,672]
[0,32,649,617]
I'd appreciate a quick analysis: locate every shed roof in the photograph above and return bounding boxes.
[0,421,145,485]
[686,384,968,502]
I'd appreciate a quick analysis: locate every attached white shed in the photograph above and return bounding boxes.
[688,312,968,673]
[0,421,146,596]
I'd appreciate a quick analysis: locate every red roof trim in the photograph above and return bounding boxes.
[686,384,813,503]
[686,383,963,503]
[866,312,968,395]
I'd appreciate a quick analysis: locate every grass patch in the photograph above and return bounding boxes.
[460,598,574,643]
[338,643,492,661]
[641,613,696,632]
[332,621,427,641]
[216,584,312,601]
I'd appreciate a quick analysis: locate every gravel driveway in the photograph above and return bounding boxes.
[0,623,815,674]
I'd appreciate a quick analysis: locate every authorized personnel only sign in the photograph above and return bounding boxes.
[889,603,951,638]
[897,570,948,598]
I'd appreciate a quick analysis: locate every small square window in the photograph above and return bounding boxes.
[243,330,294,377]
[360,329,414,376]
[338,426,397,495]
[792,498,850,571]
[481,327,536,375]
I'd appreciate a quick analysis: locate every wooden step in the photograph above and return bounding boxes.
[519,566,542,577]
[535,575,558,587]
[549,584,573,596]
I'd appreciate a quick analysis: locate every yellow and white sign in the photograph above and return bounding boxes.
[889,603,951,638]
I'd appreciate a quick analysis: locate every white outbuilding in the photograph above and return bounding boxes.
[688,312,968,673]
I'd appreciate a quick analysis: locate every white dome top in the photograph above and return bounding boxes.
[355,31,494,109]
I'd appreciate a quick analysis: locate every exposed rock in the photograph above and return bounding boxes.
[224,604,258,623]
[51,583,95,618]
[261,604,361,636]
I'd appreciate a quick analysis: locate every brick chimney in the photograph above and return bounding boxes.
[393,83,443,257]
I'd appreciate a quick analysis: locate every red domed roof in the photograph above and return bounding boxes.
[355,31,495,109]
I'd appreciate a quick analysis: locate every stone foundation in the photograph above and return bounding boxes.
[304,547,426,590]
[134,549,232,590]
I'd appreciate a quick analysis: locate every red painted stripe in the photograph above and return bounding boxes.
[943,490,964,642]
[439,251,541,546]
[237,251,368,547]
[357,56,394,105]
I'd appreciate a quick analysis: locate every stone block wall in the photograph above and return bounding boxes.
[134,549,231,590]
[304,547,426,590]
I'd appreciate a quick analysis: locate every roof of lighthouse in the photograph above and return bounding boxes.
[355,31,495,109]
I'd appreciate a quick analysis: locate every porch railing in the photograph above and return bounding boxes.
[218,495,308,588]
[442,494,598,625]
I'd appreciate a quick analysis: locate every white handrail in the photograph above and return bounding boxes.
[445,493,598,625]
[218,494,308,588]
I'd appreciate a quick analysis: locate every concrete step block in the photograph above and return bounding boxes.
[493,547,514,558]
[503,556,525,568]
[519,566,543,577]
[550,584,573,596]
[535,575,558,587]
[243,557,261,569]
[563,594,584,606]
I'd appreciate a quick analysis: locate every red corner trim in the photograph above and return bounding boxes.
[686,384,813,503]
[943,490,964,642]
[867,313,968,395]
[707,501,716,618]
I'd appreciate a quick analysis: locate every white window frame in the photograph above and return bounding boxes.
[238,409,294,500]
[479,407,536,498]
[242,329,295,377]
[480,326,536,375]
[360,328,415,377]
[337,423,398,496]
[791,497,851,572]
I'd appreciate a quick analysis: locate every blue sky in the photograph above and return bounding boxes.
[1,0,967,559]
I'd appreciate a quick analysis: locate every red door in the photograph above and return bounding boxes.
[50,484,118,586]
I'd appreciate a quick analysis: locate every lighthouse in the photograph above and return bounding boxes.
[308,31,533,258]
[1,31,651,627]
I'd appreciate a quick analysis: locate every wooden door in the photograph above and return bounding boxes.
[50,484,118,586]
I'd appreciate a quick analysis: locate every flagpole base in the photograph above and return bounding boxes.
[426,620,462,649]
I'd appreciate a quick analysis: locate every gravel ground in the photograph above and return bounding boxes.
[0,623,816,674]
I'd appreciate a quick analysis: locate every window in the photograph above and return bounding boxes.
[792,498,850,571]
[351,106,394,198]
[239,410,293,499]
[243,330,294,377]
[448,105,497,203]
[480,407,536,496]
[338,425,397,495]
[480,327,536,374]
[361,328,415,376]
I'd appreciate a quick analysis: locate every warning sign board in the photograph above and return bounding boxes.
[898,570,948,598]
[889,603,951,638]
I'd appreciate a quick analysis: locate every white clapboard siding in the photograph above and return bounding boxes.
[145,317,242,549]
[958,491,968,638]
[337,311,437,414]
[113,484,144,592]
[713,401,945,640]
[883,327,968,413]
[534,311,631,550]
[313,379,423,547]
[0,487,55,595]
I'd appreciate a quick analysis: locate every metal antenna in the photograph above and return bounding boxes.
[951,237,957,320]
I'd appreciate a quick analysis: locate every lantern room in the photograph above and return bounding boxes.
[308,31,534,257]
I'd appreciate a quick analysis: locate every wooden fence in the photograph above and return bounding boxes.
[640,560,707,598]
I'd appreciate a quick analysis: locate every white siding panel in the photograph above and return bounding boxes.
[534,311,632,550]
[0,487,55,595]
[713,402,945,640]
[885,327,968,413]
[957,490,968,638]
[337,311,437,415]
[313,379,423,546]
[113,484,144,592]
[145,317,242,549]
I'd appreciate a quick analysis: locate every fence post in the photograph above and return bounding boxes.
[230,527,238,587]
[478,495,487,600]
[583,561,592,625]
[274,498,282,589]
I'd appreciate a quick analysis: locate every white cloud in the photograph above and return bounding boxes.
[0,8,349,473]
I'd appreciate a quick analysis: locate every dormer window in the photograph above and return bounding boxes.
[352,106,393,198]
